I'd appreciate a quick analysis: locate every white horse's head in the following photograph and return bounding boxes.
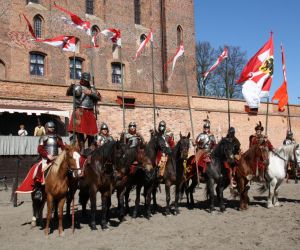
[294,144,300,168]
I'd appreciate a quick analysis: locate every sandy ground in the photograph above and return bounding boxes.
[0,181,300,250]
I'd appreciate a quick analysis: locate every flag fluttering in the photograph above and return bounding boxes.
[272,44,288,112]
[203,47,228,80]
[53,3,91,35]
[165,43,184,80]
[237,34,274,111]
[135,30,153,59]
[101,28,121,47]
[36,35,76,52]
[22,14,37,39]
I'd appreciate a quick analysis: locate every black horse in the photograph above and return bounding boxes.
[152,132,190,215]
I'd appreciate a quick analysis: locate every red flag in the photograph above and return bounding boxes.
[23,14,37,40]
[272,44,288,111]
[237,34,274,109]
[54,3,91,35]
[135,30,153,59]
[203,47,228,80]
[164,42,184,80]
[36,35,76,52]
[101,28,121,47]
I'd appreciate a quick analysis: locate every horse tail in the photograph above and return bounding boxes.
[258,182,268,194]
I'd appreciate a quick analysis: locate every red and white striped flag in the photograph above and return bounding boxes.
[165,43,184,80]
[22,14,37,39]
[54,3,91,35]
[135,30,153,59]
[203,47,228,80]
[101,28,121,47]
[36,35,76,52]
[272,43,288,111]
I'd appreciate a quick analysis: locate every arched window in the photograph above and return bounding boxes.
[33,15,43,39]
[140,34,147,43]
[0,60,6,79]
[134,0,141,24]
[30,52,46,76]
[177,25,183,46]
[69,57,83,80]
[86,0,94,15]
[111,62,124,84]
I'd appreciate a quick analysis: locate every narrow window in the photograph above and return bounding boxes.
[177,25,183,46]
[70,58,83,80]
[134,0,141,24]
[86,0,94,15]
[111,62,123,84]
[30,52,45,76]
[33,15,43,39]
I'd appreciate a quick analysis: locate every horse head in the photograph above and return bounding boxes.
[221,138,235,166]
[293,144,300,168]
[178,132,191,160]
[256,139,270,166]
[63,144,81,173]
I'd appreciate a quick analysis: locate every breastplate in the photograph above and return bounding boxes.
[44,135,58,156]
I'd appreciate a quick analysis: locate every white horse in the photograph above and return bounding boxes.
[259,144,300,208]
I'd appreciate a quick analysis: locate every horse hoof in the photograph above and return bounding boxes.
[59,231,65,237]
[101,224,108,230]
[267,203,274,208]
[220,206,226,212]
[274,202,281,207]
[31,221,36,228]
[209,208,215,213]
[90,223,97,230]
[132,211,138,219]
[174,209,180,215]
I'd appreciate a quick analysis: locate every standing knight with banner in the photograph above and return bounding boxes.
[67,72,101,151]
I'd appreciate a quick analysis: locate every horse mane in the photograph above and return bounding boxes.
[211,137,228,160]
[51,150,66,174]
[273,144,296,160]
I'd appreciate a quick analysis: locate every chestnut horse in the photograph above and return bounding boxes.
[44,144,80,236]
[235,142,270,210]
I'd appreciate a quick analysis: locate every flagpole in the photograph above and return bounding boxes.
[287,103,292,132]
[225,57,231,129]
[120,47,126,142]
[72,51,76,145]
[265,97,269,135]
[151,36,157,130]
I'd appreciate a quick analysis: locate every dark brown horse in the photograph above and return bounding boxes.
[153,133,190,215]
[235,143,270,210]
[44,144,80,236]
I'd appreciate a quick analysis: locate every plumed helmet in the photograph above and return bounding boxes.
[228,127,235,134]
[203,119,210,129]
[81,72,91,82]
[100,123,109,131]
[158,120,166,132]
[45,121,55,130]
[255,121,264,132]
[128,121,136,128]
[287,130,293,137]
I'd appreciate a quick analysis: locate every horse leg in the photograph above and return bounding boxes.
[274,179,283,207]
[44,194,53,236]
[165,183,171,215]
[133,185,141,218]
[267,179,276,208]
[79,184,89,218]
[31,193,37,228]
[207,178,215,213]
[117,187,125,222]
[152,185,158,214]
[101,191,110,230]
[217,180,226,212]
[124,185,131,215]
[58,198,66,237]
[144,184,152,219]
[89,187,97,230]
[174,183,181,215]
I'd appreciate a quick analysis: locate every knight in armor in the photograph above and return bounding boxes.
[225,127,241,188]
[16,121,65,199]
[67,72,101,151]
[120,121,145,148]
[283,130,296,145]
[96,123,114,147]
[249,121,274,151]
[195,119,216,152]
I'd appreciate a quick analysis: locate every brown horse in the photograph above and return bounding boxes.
[235,143,269,210]
[44,144,80,236]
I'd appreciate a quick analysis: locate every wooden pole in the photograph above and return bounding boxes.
[225,57,231,129]
[265,97,269,135]
[120,47,126,143]
[72,52,76,145]
[287,103,292,132]
[151,37,157,130]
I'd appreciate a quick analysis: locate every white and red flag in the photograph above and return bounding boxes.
[135,30,153,59]
[101,28,121,47]
[237,34,274,110]
[22,14,37,39]
[203,47,228,80]
[272,43,288,112]
[54,3,91,35]
[36,35,76,52]
[165,43,184,80]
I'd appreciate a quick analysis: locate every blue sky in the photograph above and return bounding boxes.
[194,0,300,105]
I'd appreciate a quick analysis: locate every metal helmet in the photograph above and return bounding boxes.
[45,121,55,131]
[128,121,137,128]
[203,119,210,129]
[100,122,109,131]
[287,130,293,137]
[158,120,166,132]
[228,127,235,135]
[81,72,91,82]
